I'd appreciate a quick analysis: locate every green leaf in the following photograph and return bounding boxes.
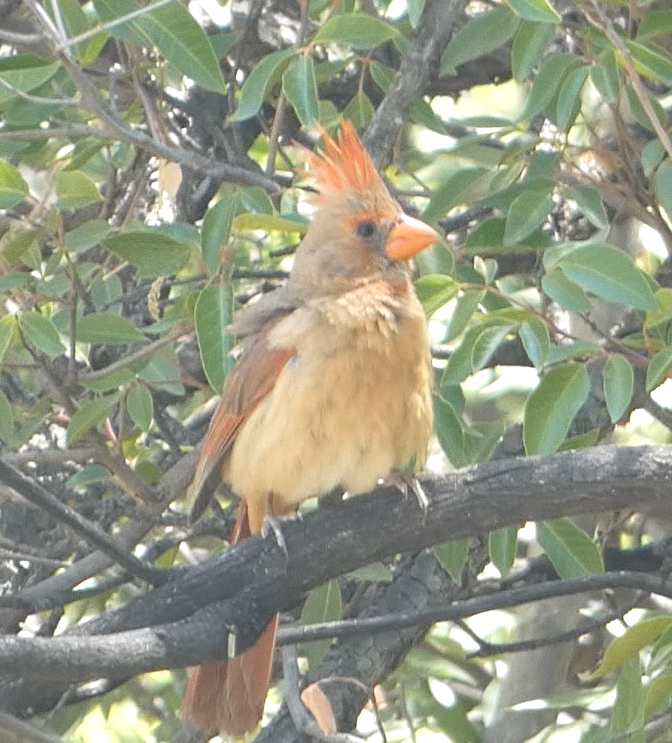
[590,48,620,103]
[77,312,146,345]
[511,20,556,82]
[346,562,393,583]
[470,323,516,372]
[194,285,234,393]
[80,368,135,392]
[103,230,192,278]
[555,64,589,131]
[201,192,238,275]
[558,245,659,312]
[434,395,465,468]
[0,162,28,209]
[519,317,550,369]
[506,0,560,23]
[91,275,123,311]
[603,356,634,423]
[626,40,672,86]
[233,212,308,233]
[18,312,64,358]
[444,289,485,343]
[0,317,15,368]
[414,275,459,318]
[408,99,448,135]
[140,3,226,93]
[546,341,600,366]
[435,540,470,584]
[314,15,399,49]
[138,348,184,397]
[70,444,114,489]
[300,581,341,671]
[440,7,519,72]
[523,363,590,455]
[557,428,599,452]
[489,527,517,575]
[342,91,375,129]
[49,0,90,59]
[442,326,483,386]
[646,346,672,393]
[537,519,604,579]
[407,0,426,28]
[638,10,672,40]
[0,58,60,105]
[644,671,672,721]
[65,219,112,254]
[0,273,29,292]
[283,56,319,128]
[609,657,645,741]
[209,31,241,60]
[94,0,225,92]
[0,390,15,447]
[520,53,580,120]
[473,256,497,285]
[369,61,396,92]
[126,385,153,432]
[542,268,592,313]
[591,616,672,680]
[642,140,665,179]
[55,171,103,210]
[654,158,672,221]
[626,85,667,134]
[423,168,487,225]
[231,49,295,122]
[67,394,120,445]
[570,186,608,229]
[463,420,505,465]
[646,287,672,330]
[504,189,554,245]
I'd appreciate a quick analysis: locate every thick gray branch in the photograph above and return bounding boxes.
[1,445,671,717]
[364,0,468,163]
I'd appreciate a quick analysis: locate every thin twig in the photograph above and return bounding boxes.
[0,28,45,46]
[276,571,671,646]
[57,0,177,53]
[584,1,672,162]
[0,458,165,586]
[77,323,188,384]
[281,646,368,743]
[0,76,80,106]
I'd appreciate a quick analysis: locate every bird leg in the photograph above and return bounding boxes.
[261,512,288,556]
[260,492,292,556]
[384,470,429,514]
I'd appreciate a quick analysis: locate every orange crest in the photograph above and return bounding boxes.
[307,120,384,202]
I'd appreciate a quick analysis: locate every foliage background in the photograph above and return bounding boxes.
[2,0,672,740]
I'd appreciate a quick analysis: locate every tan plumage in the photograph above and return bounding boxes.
[182,120,439,738]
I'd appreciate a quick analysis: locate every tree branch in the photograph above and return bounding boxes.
[364,0,468,164]
[0,459,163,586]
[1,445,672,718]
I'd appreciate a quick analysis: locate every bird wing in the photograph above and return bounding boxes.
[189,317,296,524]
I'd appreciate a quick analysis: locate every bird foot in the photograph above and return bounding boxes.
[261,513,288,556]
[385,471,429,514]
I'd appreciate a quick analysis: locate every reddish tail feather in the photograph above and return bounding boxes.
[182,503,279,738]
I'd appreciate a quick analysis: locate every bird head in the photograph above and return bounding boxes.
[289,121,440,297]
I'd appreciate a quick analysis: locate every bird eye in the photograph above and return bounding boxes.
[356,220,376,239]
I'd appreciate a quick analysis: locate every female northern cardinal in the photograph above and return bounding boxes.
[182,120,439,738]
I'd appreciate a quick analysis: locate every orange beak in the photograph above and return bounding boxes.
[386,214,441,262]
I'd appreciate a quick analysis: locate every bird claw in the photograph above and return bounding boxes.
[262,513,288,556]
[227,628,238,660]
[385,471,429,514]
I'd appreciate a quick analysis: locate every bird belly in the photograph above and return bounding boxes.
[225,317,432,516]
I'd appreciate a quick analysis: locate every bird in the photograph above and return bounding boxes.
[182,120,439,739]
